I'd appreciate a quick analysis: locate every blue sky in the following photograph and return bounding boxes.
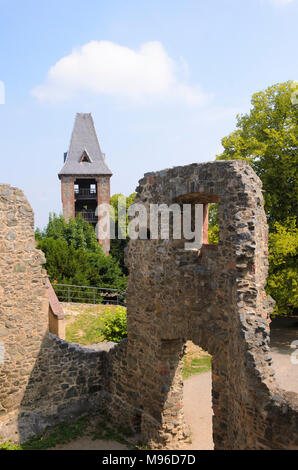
[0,0,297,228]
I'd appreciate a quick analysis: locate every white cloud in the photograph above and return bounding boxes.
[31,40,208,106]
[266,0,294,6]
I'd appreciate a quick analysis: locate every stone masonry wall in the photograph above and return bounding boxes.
[0,184,49,436]
[0,184,115,442]
[105,160,298,449]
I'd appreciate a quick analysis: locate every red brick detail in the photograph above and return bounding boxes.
[61,177,75,221]
[96,176,111,254]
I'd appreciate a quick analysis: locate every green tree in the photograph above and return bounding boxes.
[216,81,298,316]
[216,81,298,227]
[267,218,298,317]
[109,192,136,274]
[38,213,100,252]
[208,203,219,244]
[36,214,126,290]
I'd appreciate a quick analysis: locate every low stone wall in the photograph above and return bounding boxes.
[1,334,117,442]
[22,334,114,440]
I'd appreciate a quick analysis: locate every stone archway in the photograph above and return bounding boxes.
[107,160,298,450]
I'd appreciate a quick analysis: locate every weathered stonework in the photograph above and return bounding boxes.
[0,184,49,430]
[0,159,298,449]
[105,160,298,449]
[0,184,115,441]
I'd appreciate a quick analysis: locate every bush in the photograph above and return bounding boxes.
[101,307,127,342]
[266,218,298,316]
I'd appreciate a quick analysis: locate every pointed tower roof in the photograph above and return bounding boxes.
[58,113,112,178]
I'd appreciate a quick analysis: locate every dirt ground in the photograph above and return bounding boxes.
[51,438,128,450]
[183,371,213,450]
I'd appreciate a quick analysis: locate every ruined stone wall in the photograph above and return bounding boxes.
[0,185,114,442]
[0,184,49,434]
[105,160,298,450]
[15,335,113,442]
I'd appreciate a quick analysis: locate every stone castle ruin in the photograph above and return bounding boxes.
[0,160,297,449]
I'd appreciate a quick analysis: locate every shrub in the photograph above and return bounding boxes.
[101,307,127,342]
[266,218,298,316]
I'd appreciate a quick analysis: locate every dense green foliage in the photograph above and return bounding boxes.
[208,203,219,244]
[36,214,126,290]
[216,81,298,316]
[101,306,127,342]
[267,218,298,317]
[109,192,136,274]
[216,82,297,227]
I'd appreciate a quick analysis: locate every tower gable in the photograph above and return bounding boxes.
[58,113,112,177]
[80,150,92,163]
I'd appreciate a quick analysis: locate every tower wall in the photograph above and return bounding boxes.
[61,177,75,221]
[96,176,111,254]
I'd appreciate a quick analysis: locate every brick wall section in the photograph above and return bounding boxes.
[61,177,75,221]
[96,176,111,254]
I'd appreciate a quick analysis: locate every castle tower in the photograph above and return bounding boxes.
[58,113,112,254]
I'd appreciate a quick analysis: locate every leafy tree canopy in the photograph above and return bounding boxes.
[216,81,298,227]
[36,213,126,291]
[109,193,136,274]
[216,81,298,316]
[267,218,298,317]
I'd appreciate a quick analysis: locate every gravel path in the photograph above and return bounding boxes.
[183,371,213,450]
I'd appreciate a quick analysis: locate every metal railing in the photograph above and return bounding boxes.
[74,188,97,199]
[52,283,126,306]
[75,211,97,223]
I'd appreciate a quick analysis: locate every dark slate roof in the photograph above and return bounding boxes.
[58,113,112,177]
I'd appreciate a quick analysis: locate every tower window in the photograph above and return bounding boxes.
[80,151,91,163]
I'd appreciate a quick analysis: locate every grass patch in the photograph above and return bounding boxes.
[182,354,211,380]
[65,305,122,345]
[0,416,88,450]
[0,414,137,450]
